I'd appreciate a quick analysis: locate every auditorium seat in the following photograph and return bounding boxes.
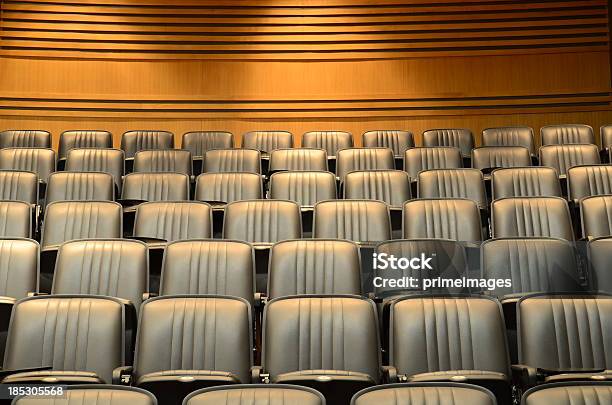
[125,296,252,405]
[344,170,411,208]
[133,150,193,176]
[52,239,148,313]
[260,295,381,404]
[351,383,497,405]
[122,173,190,202]
[313,200,391,244]
[195,172,263,205]
[387,296,511,401]
[242,131,294,155]
[403,198,482,242]
[184,385,326,405]
[422,128,474,159]
[269,171,337,208]
[65,148,125,193]
[302,131,353,159]
[2,295,126,385]
[482,126,536,157]
[0,238,38,300]
[521,382,612,405]
[579,195,612,239]
[182,131,234,174]
[374,239,468,299]
[121,130,174,160]
[515,294,612,386]
[223,200,302,246]
[539,144,600,177]
[268,148,328,172]
[160,240,255,306]
[481,238,581,299]
[491,197,574,240]
[14,386,158,405]
[404,147,463,180]
[471,146,532,172]
[567,165,612,204]
[362,130,414,167]
[0,238,39,363]
[588,237,612,292]
[601,125,612,156]
[267,239,361,299]
[0,147,56,185]
[0,130,51,149]
[58,130,113,169]
[491,167,562,200]
[417,168,486,210]
[541,124,595,145]
[133,201,212,242]
[45,172,115,208]
[203,149,262,174]
[336,148,395,181]
[0,201,31,238]
[0,170,38,205]
[182,131,234,155]
[40,201,122,280]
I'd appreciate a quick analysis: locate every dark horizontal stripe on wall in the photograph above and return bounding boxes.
[1,92,610,119]
[1,0,608,60]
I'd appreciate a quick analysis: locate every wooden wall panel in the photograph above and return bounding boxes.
[0,0,611,147]
[0,0,609,60]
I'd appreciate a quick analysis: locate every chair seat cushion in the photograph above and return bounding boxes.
[409,370,508,383]
[544,370,612,383]
[274,369,375,383]
[136,369,240,386]
[2,370,103,384]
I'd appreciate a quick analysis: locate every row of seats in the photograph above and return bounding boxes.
[2,125,611,159]
[0,146,610,209]
[12,382,612,405]
[0,142,606,185]
[0,236,608,305]
[2,293,611,404]
[4,196,612,248]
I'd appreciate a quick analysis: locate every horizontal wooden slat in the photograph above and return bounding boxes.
[4,10,607,25]
[2,1,607,16]
[4,18,608,32]
[1,92,610,119]
[3,27,608,42]
[1,0,608,60]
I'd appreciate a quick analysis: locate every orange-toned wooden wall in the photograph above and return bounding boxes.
[0,0,611,149]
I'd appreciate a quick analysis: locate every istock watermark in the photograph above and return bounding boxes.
[372,252,512,292]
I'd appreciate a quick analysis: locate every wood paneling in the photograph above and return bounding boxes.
[0,0,611,147]
[0,0,609,60]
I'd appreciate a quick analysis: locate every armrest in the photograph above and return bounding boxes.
[143,292,157,301]
[254,293,267,309]
[367,293,382,303]
[511,364,538,388]
[382,366,400,383]
[250,366,267,384]
[112,366,133,385]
